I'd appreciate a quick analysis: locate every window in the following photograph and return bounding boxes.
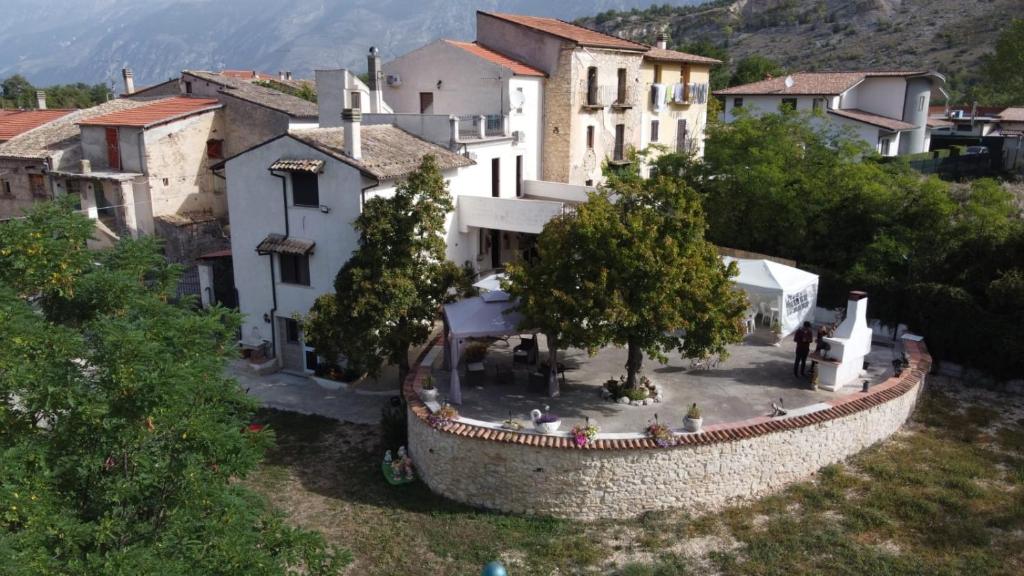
[206,139,223,159]
[680,64,691,101]
[733,97,743,109]
[676,119,689,152]
[956,123,973,132]
[350,91,362,110]
[613,124,625,161]
[650,120,659,142]
[515,155,523,197]
[292,172,319,206]
[653,64,662,84]
[65,179,82,210]
[491,158,500,197]
[812,98,826,112]
[586,67,598,106]
[283,318,301,343]
[917,95,926,112]
[879,138,891,156]
[184,81,193,94]
[1,180,11,197]
[105,127,120,170]
[781,98,797,111]
[279,253,310,286]
[29,174,46,198]
[419,92,433,113]
[586,126,595,149]
[616,68,627,104]
[585,179,594,186]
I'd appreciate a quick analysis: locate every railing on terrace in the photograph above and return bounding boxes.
[583,85,637,109]
[456,114,507,139]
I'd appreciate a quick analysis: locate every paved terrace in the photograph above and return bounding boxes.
[433,328,897,432]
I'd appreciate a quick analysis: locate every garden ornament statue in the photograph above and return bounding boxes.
[482,561,508,576]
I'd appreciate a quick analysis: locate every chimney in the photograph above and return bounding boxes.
[285,71,293,81]
[834,291,869,340]
[655,32,668,50]
[80,159,92,174]
[342,108,362,160]
[35,90,46,110]
[122,68,135,95]
[367,46,382,113]
[278,70,286,81]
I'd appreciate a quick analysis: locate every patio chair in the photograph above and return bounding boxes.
[513,336,538,366]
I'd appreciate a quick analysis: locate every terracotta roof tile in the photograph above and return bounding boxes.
[289,125,473,181]
[269,158,324,173]
[255,233,315,255]
[444,40,546,77]
[715,71,930,96]
[0,109,76,142]
[1000,107,1024,122]
[828,108,916,131]
[481,11,648,51]
[644,47,721,65]
[78,97,220,128]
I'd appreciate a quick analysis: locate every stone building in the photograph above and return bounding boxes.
[639,35,720,166]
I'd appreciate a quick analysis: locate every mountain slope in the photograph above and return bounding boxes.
[577,0,1024,97]
[0,0,702,87]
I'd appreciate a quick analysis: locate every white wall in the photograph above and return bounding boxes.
[384,40,510,116]
[842,77,905,119]
[508,77,543,180]
[226,136,366,349]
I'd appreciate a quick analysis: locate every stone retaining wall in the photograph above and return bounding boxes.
[407,340,930,520]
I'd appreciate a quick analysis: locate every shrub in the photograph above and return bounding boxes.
[624,387,650,401]
[686,403,702,420]
[464,341,489,363]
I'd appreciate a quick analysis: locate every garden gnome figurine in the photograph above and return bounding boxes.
[482,561,508,576]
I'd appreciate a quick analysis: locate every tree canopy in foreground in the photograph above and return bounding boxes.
[0,201,347,574]
[507,160,747,390]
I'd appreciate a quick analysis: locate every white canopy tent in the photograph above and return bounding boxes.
[724,257,819,337]
[443,293,528,405]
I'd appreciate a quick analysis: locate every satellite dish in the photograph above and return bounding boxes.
[510,89,526,109]
[784,75,795,89]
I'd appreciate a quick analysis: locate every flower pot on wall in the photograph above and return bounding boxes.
[534,420,562,434]
[683,416,703,433]
[419,388,438,403]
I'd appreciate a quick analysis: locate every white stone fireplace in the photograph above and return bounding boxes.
[816,291,873,391]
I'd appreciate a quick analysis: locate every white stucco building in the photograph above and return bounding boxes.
[715,71,946,156]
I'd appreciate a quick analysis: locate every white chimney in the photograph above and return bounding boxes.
[278,70,286,81]
[367,46,383,113]
[342,108,362,160]
[36,90,46,110]
[80,159,92,174]
[834,291,869,340]
[122,68,135,95]
[655,32,668,50]
[285,71,293,81]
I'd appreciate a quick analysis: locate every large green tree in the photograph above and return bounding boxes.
[728,55,783,87]
[305,155,459,387]
[974,18,1024,106]
[507,161,747,390]
[0,200,346,574]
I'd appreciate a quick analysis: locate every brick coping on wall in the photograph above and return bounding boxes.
[405,337,931,451]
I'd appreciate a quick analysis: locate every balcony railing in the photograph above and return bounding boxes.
[456,114,507,139]
[583,85,636,109]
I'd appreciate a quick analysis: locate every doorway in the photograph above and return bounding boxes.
[419,92,434,114]
[278,317,305,372]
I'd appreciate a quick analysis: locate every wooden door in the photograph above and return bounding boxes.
[105,127,120,170]
[419,92,433,114]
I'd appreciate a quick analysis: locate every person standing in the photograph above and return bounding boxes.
[794,321,814,377]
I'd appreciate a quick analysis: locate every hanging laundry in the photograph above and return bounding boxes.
[651,83,667,112]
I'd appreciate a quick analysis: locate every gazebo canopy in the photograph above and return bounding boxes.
[723,257,819,336]
[443,295,528,404]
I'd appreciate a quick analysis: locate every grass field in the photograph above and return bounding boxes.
[245,376,1024,575]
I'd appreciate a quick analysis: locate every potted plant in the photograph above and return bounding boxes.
[419,375,438,403]
[647,414,675,448]
[683,403,703,433]
[427,403,459,429]
[570,417,599,447]
[501,410,523,431]
[464,342,489,372]
[770,318,783,346]
[530,405,561,434]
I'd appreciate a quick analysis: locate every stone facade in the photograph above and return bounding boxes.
[408,341,930,520]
